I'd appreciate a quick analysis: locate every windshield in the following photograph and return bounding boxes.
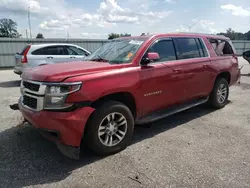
[85,38,146,64]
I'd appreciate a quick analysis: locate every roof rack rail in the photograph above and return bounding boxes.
[167,32,226,37]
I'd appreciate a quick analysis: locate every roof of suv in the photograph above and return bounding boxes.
[116,32,230,41]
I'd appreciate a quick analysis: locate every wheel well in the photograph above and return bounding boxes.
[216,72,231,84]
[91,92,137,118]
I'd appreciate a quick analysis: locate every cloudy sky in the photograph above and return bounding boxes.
[0,0,250,39]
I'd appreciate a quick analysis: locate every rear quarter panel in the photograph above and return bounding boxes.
[202,37,239,87]
[27,55,48,67]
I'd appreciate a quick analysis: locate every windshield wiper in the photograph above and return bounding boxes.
[108,59,125,64]
[89,55,109,62]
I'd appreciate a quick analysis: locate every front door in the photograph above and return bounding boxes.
[64,45,86,61]
[138,39,186,117]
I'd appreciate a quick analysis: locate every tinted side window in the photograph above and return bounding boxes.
[147,40,176,62]
[31,48,44,55]
[208,38,234,56]
[66,46,78,55]
[76,47,89,56]
[32,46,66,55]
[199,38,209,57]
[222,41,234,54]
[66,46,88,56]
[44,46,66,55]
[195,38,204,57]
[174,38,201,59]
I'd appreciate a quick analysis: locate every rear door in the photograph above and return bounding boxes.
[31,45,69,64]
[172,37,212,100]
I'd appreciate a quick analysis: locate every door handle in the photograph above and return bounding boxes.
[47,56,53,59]
[173,68,182,73]
[70,56,76,59]
[203,64,209,68]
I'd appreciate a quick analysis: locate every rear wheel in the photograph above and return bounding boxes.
[208,78,229,109]
[85,101,134,155]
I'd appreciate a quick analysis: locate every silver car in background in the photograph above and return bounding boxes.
[14,43,91,75]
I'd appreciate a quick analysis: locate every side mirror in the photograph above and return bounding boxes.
[243,50,250,64]
[141,52,160,65]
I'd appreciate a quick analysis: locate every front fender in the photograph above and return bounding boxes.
[65,67,141,104]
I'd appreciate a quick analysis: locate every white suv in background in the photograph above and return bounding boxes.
[14,43,91,75]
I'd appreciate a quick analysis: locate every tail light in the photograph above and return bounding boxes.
[21,45,31,63]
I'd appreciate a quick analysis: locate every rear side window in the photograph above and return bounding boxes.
[173,38,201,60]
[31,48,43,55]
[147,39,176,62]
[208,38,234,56]
[32,46,66,55]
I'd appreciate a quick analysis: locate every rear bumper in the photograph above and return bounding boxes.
[14,66,23,75]
[235,68,241,84]
[230,67,241,86]
[18,98,95,159]
[13,66,30,75]
[237,69,241,83]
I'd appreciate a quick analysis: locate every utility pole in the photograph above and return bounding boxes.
[183,21,200,32]
[25,29,28,40]
[27,7,32,39]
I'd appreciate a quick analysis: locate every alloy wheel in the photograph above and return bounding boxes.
[98,112,127,147]
[217,83,227,103]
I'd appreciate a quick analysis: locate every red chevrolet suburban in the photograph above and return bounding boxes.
[18,33,240,159]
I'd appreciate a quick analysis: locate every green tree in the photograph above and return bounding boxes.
[36,33,44,39]
[108,33,120,39]
[217,28,246,40]
[120,33,131,37]
[244,31,250,40]
[0,18,21,38]
[108,33,131,39]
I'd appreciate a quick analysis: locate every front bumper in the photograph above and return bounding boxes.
[18,98,95,159]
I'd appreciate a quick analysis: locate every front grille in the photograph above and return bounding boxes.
[23,95,37,109]
[23,81,40,92]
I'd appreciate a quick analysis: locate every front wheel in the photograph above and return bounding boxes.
[208,78,229,109]
[85,101,134,156]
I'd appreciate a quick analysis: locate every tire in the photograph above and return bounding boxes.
[85,101,134,156]
[208,78,229,109]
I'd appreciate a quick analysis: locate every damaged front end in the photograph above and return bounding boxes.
[9,103,81,160]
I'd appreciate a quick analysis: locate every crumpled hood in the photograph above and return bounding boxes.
[21,61,122,82]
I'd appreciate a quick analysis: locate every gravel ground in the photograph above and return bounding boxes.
[0,58,250,188]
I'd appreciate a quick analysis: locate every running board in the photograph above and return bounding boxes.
[136,97,209,125]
